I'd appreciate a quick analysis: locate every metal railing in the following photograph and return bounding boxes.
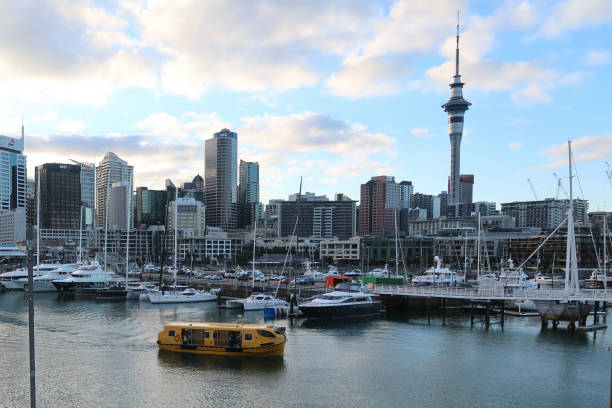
[372,284,612,302]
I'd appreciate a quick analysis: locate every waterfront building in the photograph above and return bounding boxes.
[135,187,167,227]
[167,197,206,238]
[501,198,588,230]
[264,199,282,231]
[0,208,26,244]
[238,160,260,229]
[204,128,237,231]
[460,174,474,204]
[411,193,434,220]
[288,191,329,201]
[96,152,133,228]
[359,176,401,237]
[108,182,131,230]
[36,163,81,230]
[278,200,356,240]
[399,181,413,209]
[180,175,205,203]
[442,23,471,204]
[319,237,361,262]
[0,132,27,243]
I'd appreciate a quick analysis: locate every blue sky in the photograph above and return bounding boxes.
[1,0,611,210]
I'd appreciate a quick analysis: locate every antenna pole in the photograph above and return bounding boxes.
[455,10,460,77]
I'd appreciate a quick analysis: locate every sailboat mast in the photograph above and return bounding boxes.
[394,210,399,277]
[78,205,83,264]
[477,212,481,280]
[252,215,257,290]
[604,215,607,290]
[36,168,40,270]
[173,188,178,287]
[125,180,131,286]
[104,176,109,276]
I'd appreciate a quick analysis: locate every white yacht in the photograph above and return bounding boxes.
[369,264,390,278]
[242,293,289,311]
[148,287,218,304]
[412,257,464,286]
[0,264,62,290]
[52,261,124,294]
[498,259,537,290]
[299,283,380,318]
[533,273,554,286]
[16,264,79,292]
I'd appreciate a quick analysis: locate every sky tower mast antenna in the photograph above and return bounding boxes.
[456,10,460,76]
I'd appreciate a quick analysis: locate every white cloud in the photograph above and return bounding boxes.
[325,55,408,98]
[508,141,523,150]
[58,120,85,134]
[540,135,612,169]
[538,0,612,38]
[584,50,612,66]
[511,84,553,105]
[410,128,429,137]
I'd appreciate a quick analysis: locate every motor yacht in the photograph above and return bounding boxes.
[0,264,63,290]
[52,261,124,295]
[148,287,218,304]
[412,257,464,286]
[16,264,79,292]
[584,270,612,289]
[299,283,380,318]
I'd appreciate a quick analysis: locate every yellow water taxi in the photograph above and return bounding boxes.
[157,321,287,356]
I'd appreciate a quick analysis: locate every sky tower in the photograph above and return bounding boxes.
[442,16,471,205]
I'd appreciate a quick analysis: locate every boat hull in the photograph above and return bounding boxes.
[149,292,217,304]
[299,302,381,318]
[225,299,245,309]
[96,288,127,300]
[157,342,285,357]
[534,300,593,322]
[1,280,23,290]
[243,300,289,311]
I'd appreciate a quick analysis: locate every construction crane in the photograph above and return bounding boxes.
[553,173,568,199]
[606,162,612,188]
[527,178,538,200]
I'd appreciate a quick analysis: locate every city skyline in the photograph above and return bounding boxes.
[0,1,611,210]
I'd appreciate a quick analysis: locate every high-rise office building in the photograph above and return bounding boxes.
[96,152,133,228]
[358,176,400,236]
[36,163,81,230]
[0,134,26,211]
[0,130,27,243]
[136,187,167,227]
[442,23,471,204]
[204,128,237,231]
[278,200,356,240]
[399,181,413,209]
[501,198,588,230]
[411,193,434,220]
[108,181,131,230]
[460,174,474,204]
[238,160,260,229]
[167,197,206,237]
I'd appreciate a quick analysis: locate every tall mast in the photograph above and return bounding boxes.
[78,205,83,264]
[104,176,109,277]
[36,168,40,270]
[252,215,257,290]
[565,140,579,296]
[125,180,130,286]
[477,212,481,280]
[173,187,178,287]
[394,210,399,277]
[604,215,607,290]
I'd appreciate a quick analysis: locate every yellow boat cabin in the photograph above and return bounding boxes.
[157,321,287,356]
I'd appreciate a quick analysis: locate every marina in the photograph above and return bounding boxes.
[0,291,610,407]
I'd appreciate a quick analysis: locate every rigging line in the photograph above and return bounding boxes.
[275,217,298,297]
[572,154,603,274]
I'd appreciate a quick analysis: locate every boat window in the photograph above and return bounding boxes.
[341,298,354,303]
[214,330,228,346]
[257,330,276,338]
[168,330,175,337]
[244,333,252,341]
[191,329,204,345]
[204,331,210,339]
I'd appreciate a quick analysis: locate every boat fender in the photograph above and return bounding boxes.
[174,334,180,343]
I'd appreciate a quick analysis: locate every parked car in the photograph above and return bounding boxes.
[209,274,224,280]
[297,277,316,285]
[280,278,291,285]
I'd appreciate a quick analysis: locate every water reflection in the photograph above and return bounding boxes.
[157,349,286,373]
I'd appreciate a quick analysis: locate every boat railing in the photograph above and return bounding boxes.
[373,284,612,301]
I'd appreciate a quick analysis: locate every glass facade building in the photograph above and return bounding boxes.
[238,160,259,229]
[136,187,167,227]
[204,129,237,231]
[36,163,81,230]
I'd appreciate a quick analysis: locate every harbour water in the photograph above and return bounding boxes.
[0,292,609,407]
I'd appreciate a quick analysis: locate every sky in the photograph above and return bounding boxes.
[1,0,611,210]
